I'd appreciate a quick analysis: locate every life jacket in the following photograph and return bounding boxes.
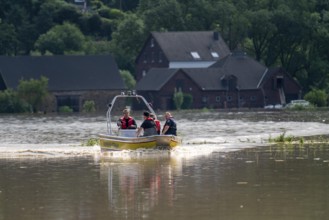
[120,116,134,129]
[154,120,161,134]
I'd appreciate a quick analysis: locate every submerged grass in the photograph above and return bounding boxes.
[269,132,295,144]
[83,138,99,146]
[269,132,329,145]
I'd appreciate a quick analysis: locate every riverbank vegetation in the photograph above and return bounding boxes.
[269,132,329,145]
[1,0,329,97]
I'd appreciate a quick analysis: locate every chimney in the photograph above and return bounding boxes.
[213,31,219,41]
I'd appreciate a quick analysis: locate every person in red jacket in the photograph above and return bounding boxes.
[150,113,161,135]
[117,109,137,129]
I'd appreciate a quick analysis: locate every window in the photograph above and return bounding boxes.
[211,52,219,58]
[151,52,155,63]
[202,97,208,103]
[226,96,232,102]
[216,96,221,102]
[250,96,256,101]
[191,52,201,59]
[142,70,146,77]
[150,38,154,47]
[56,95,80,112]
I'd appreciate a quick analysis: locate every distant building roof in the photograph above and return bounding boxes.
[210,51,268,89]
[151,31,231,61]
[135,68,178,91]
[182,68,227,90]
[0,55,125,91]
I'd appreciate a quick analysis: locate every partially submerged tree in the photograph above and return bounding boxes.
[17,76,49,113]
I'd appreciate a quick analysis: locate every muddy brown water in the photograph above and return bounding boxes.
[1,110,329,220]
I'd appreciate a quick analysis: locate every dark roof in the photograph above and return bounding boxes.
[210,52,267,89]
[135,68,178,91]
[136,52,271,92]
[0,55,125,91]
[136,68,230,91]
[182,68,227,90]
[151,31,231,61]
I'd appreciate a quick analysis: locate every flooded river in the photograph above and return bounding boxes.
[1,110,329,219]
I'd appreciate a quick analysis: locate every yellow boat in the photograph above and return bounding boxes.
[98,91,182,151]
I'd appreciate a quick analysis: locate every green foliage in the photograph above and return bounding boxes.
[84,138,100,146]
[173,90,184,110]
[0,23,17,55]
[120,70,136,89]
[182,93,193,109]
[0,0,329,95]
[268,132,294,143]
[0,89,29,113]
[17,76,49,113]
[82,100,96,113]
[59,105,73,113]
[35,22,86,55]
[110,13,146,72]
[304,89,328,107]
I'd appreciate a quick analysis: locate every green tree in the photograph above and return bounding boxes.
[120,70,136,90]
[245,9,276,61]
[110,13,146,72]
[35,22,86,55]
[0,23,17,55]
[139,0,185,32]
[17,76,49,113]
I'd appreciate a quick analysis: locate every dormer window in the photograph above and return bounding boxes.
[211,52,219,58]
[190,52,201,59]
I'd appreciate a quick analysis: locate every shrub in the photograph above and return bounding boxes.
[0,89,29,113]
[82,100,96,112]
[59,105,73,113]
[173,91,184,110]
[182,93,193,109]
[304,89,328,107]
[17,76,49,113]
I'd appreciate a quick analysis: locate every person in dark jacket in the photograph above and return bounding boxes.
[117,109,137,129]
[161,112,177,136]
[136,111,157,137]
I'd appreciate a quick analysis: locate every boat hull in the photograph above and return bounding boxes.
[99,134,182,150]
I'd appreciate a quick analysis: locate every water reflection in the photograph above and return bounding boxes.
[1,144,329,220]
[99,156,181,219]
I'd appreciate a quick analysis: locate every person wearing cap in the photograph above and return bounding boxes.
[117,108,137,129]
[161,112,177,135]
[150,113,161,135]
[136,111,157,137]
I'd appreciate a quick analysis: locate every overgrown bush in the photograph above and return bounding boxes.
[59,105,73,113]
[304,89,328,107]
[17,76,49,113]
[82,100,96,112]
[0,89,29,113]
[182,93,193,109]
[173,91,184,110]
